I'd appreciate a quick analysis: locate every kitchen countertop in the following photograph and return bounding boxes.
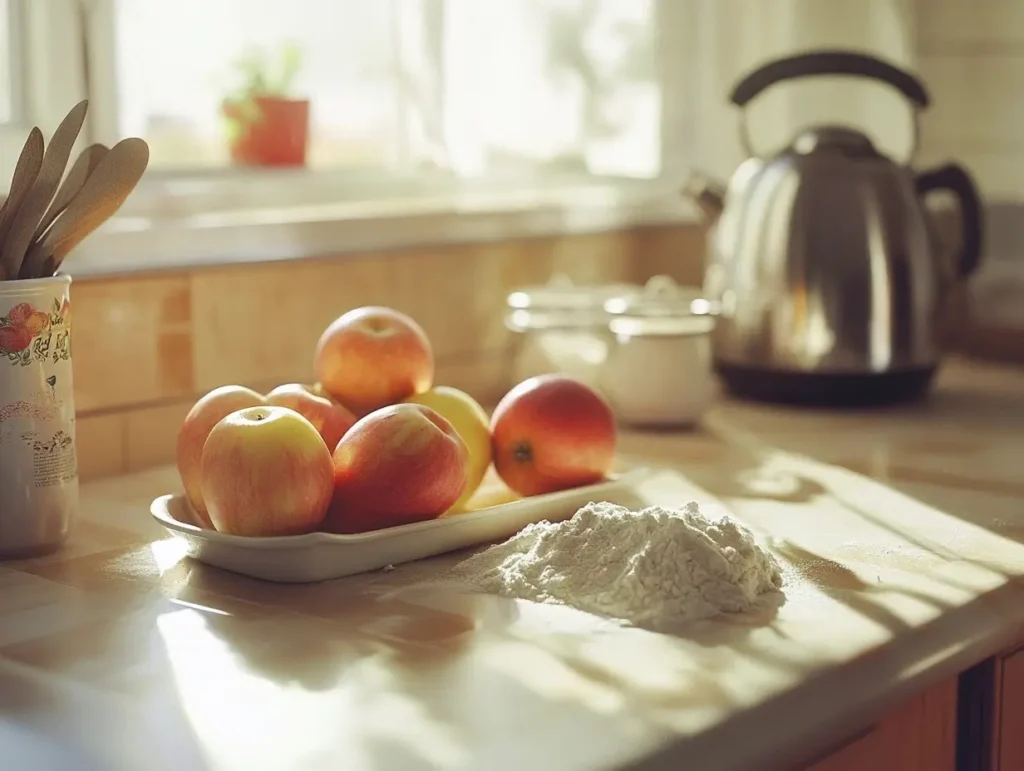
[3,358,1024,771]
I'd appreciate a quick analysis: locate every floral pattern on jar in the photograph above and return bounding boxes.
[0,298,71,366]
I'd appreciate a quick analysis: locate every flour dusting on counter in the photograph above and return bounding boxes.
[445,501,784,629]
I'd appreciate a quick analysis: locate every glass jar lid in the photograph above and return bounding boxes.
[604,275,716,337]
[506,274,641,332]
[507,273,640,311]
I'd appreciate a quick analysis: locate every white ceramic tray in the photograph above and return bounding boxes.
[150,469,649,583]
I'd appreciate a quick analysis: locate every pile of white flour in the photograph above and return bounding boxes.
[445,501,783,629]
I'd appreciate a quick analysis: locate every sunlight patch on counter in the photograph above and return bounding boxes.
[149,538,190,574]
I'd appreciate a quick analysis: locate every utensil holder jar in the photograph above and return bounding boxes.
[0,275,77,557]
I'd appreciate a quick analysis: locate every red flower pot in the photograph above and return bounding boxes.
[224,96,310,167]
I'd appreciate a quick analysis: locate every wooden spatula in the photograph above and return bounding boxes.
[20,137,150,279]
[0,127,45,279]
[33,142,108,244]
[2,100,89,278]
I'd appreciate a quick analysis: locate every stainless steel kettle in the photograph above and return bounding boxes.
[686,50,983,406]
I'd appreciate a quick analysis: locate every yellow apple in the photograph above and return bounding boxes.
[405,386,492,512]
[201,405,334,537]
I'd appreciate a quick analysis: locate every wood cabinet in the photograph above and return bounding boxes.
[947,644,1024,771]
[801,678,958,771]
[991,646,1024,771]
[791,643,1024,771]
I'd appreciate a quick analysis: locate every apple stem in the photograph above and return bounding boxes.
[513,441,533,464]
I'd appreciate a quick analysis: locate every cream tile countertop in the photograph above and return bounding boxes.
[3,359,1024,771]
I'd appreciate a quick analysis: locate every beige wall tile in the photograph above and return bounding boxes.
[916,0,1024,49]
[190,255,392,390]
[72,274,194,412]
[76,414,125,481]
[913,0,1024,205]
[919,55,1024,153]
[123,400,193,473]
[918,148,1024,203]
[381,245,507,359]
[629,225,707,287]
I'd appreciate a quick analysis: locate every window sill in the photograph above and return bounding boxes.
[65,180,698,279]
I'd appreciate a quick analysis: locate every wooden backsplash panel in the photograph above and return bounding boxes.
[188,243,513,389]
[72,274,194,412]
[70,224,705,480]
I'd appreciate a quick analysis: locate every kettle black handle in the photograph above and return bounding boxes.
[916,163,984,278]
[731,50,930,109]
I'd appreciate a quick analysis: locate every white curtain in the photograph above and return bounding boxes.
[396,0,662,180]
[692,0,918,178]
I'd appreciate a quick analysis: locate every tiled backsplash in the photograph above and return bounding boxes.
[72,224,705,481]
[913,0,1024,351]
[916,0,1024,205]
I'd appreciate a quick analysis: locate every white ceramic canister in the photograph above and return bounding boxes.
[0,275,78,557]
[600,275,717,427]
[504,274,640,390]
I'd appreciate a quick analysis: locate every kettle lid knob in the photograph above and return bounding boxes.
[791,126,880,158]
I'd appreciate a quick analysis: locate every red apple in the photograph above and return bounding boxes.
[323,403,468,534]
[176,385,266,527]
[313,306,434,415]
[491,374,616,497]
[266,383,357,452]
[201,405,334,537]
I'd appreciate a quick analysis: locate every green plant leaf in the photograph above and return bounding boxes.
[227,42,302,100]
[222,94,265,142]
[275,43,303,95]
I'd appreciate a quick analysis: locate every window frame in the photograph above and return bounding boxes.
[0,0,22,124]
[0,0,90,189]
[5,0,700,274]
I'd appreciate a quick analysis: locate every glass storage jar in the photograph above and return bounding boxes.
[504,274,640,390]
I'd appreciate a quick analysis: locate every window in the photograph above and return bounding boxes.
[1,0,696,268]
[0,0,24,184]
[99,0,666,182]
[106,0,402,172]
[1,1,91,188]
[0,0,13,123]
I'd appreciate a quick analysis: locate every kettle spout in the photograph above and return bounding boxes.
[682,170,726,224]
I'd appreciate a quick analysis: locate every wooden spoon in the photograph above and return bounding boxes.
[21,137,150,279]
[0,127,45,279]
[2,100,89,278]
[33,142,108,244]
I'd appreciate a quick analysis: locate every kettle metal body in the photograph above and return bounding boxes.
[688,51,983,406]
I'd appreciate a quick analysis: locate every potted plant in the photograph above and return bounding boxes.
[222,44,309,167]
